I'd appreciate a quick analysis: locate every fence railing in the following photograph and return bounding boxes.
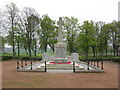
[80,60,104,70]
[17,60,38,70]
[17,60,104,72]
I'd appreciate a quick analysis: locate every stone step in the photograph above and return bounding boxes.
[36,65,84,70]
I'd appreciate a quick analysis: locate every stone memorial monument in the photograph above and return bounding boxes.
[54,17,66,58]
[42,17,79,62]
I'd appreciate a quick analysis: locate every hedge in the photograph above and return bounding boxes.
[2,55,13,60]
[1,54,42,61]
[20,57,42,61]
[79,56,120,62]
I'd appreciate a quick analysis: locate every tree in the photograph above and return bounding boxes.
[29,14,39,56]
[87,21,98,57]
[0,36,6,54]
[5,2,19,56]
[78,21,95,57]
[110,21,119,56]
[47,25,58,52]
[101,23,111,57]
[95,21,105,56]
[19,35,29,55]
[0,8,2,34]
[19,7,39,57]
[38,14,57,52]
[63,16,79,54]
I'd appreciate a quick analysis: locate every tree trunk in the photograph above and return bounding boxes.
[70,44,73,53]
[44,44,47,53]
[68,39,72,53]
[92,47,96,57]
[17,40,20,57]
[99,43,103,57]
[113,43,116,57]
[24,47,28,55]
[99,49,103,57]
[85,47,88,58]
[95,50,98,57]
[111,49,112,56]
[13,43,16,56]
[49,44,54,52]
[105,38,108,57]
[113,48,116,57]
[1,49,6,54]
[28,44,32,57]
[27,38,32,57]
[105,46,107,57]
[116,47,119,56]
[12,21,16,56]
[34,42,37,56]
[117,49,119,56]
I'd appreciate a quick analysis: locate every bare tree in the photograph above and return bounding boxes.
[5,2,19,56]
[19,7,39,57]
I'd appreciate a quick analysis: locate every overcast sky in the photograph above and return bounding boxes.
[0,0,119,23]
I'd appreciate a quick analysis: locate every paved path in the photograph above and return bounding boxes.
[47,70,73,73]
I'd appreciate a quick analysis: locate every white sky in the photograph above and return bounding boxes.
[0,0,119,23]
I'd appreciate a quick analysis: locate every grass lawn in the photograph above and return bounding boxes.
[2,60,119,88]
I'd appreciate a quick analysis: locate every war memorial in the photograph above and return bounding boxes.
[16,17,104,73]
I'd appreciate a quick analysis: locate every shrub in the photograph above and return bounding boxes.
[112,58,120,62]
[20,57,30,60]
[20,57,42,61]
[79,56,120,62]
[37,54,42,57]
[1,54,42,61]
[2,55,13,60]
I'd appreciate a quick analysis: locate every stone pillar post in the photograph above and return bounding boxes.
[71,53,79,61]
[42,53,49,61]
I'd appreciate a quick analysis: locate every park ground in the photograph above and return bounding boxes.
[1,60,119,88]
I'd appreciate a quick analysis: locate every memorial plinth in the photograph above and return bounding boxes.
[54,42,66,58]
[53,17,67,62]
